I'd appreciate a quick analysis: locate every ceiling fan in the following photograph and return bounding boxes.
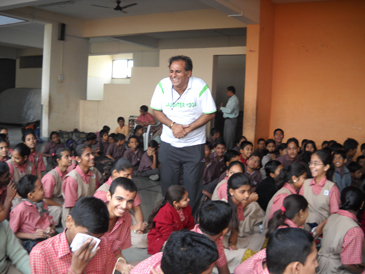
[92,0,137,13]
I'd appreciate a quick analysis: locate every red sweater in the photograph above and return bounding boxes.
[147,203,195,254]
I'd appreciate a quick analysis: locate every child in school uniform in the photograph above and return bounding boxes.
[0,127,12,157]
[7,143,37,183]
[202,142,220,195]
[317,186,365,273]
[211,139,227,175]
[260,139,277,179]
[147,185,195,255]
[332,149,352,192]
[207,128,221,147]
[123,135,143,172]
[61,144,102,227]
[303,140,317,154]
[217,149,241,183]
[9,175,55,252]
[97,129,110,157]
[299,149,340,231]
[42,132,65,169]
[109,133,116,144]
[343,138,358,167]
[23,129,45,180]
[41,148,71,226]
[0,135,9,162]
[276,138,300,167]
[240,141,253,165]
[106,133,126,160]
[115,116,129,136]
[245,152,262,191]
[233,136,247,152]
[348,162,362,188]
[253,138,266,158]
[138,140,160,180]
[134,125,145,150]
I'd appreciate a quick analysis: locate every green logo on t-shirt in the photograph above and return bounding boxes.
[166,102,197,108]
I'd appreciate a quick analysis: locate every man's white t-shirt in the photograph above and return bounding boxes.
[150,76,216,148]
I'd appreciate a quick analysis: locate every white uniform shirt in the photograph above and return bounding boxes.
[150,76,216,148]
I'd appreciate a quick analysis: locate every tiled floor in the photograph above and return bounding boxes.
[2,123,161,264]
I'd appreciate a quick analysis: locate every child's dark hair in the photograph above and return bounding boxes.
[140,105,148,112]
[117,117,125,123]
[148,140,159,149]
[99,129,108,138]
[0,134,7,143]
[278,143,287,152]
[109,133,116,141]
[86,132,97,142]
[276,163,307,189]
[75,144,89,158]
[240,140,253,150]
[134,125,143,134]
[348,162,362,173]
[0,161,9,176]
[357,155,365,164]
[16,174,38,198]
[322,140,329,147]
[248,152,262,161]
[198,200,233,236]
[273,128,284,135]
[329,142,343,152]
[343,138,359,153]
[214,139,226,148]
[148,185,187,229]
[102,125,110,132]
[257,138,265,145]
[340,186,364,212]
[161,230,219,274]
[210,128,220,137]
[235,136,247,145]
[109,177,137,197]
[265,160,282,177]
[361,143,365,152]
[51,147,70,168]
[286,137,299,147]
[334,149,346,160]
[227,160,245,173]
[266,139,275,146]
[227,173,250,231]
[205,141,213,151]
[100,158,133,184]
[22,129,36,142]
[115,133,126,142]
[13,143,31,159]
[313,149,334,179]
[266,195,308,238]
[223,150,240,164]
[70,197,109,235]
[128,135,139,143]
[49,131,59,140]
[267,228,314,274]
[303,140,317,152]
[301,139,308,146]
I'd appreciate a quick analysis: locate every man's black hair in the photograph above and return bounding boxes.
[168,55,193,72]
[226,86,236,94]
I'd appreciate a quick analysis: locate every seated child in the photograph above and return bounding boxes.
[217,149,241,183]
[131,230,218,274]
[233,136,247,152]
[42,148,71,226]
[0,135,9,162]
[245,152,262,191]
[123,135,143,172]
[260,139,277,179]
[357,155,365,167]
[303,140,317,154]
[207,127,221,147]
[191,200,232,274]
[212,139,227,175]
[9,175,55,252]
[108,133,116,144]
[115,116,129,136]
[0,162,17,223]
[94,159,145,235]
[102,177,137,268]
[235,228,317,274]
[317,186,364,274]
[332,150,351,192]
[42,131,65,169]
[253,138,266,158]
[343,138,358,167]
[278,143,288,157]
[29,197,117,273]
[84,132,97,148]
[239,141,253,165]
[134,125,144,150]
[322,140,329,149]
[136,105,156,128]
[7,143,37,183]
[106,133,126,160]
[138,140,160,180]
[348,162,362,187]
[256,160,283,211]
[147,185,195,255]
[97,129,110,157]
[23,129,45,180]
[202,142,220,195]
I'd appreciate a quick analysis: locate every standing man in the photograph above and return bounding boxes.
[150,55,216,216]
[219,86,239,149]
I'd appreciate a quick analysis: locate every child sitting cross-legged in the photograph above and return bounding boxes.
[9,175,55,252]
[137,140,160,181]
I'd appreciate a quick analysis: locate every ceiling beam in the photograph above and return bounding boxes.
[113,35,158,48]
[0,26,43,48]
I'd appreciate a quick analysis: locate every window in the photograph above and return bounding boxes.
[112,59,133,78]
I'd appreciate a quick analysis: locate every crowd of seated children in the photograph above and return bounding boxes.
[106,133,126,160]
[147,185,195,255]
[207,127,221,147]
[138,140,160,180]
[23,129,45,180]
[123,135,143,173]
[9,175,55,252]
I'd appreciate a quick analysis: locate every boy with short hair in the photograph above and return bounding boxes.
[239,141,253,165]
[216,150,241,183]
[138,140,160,180]
[97,129,110,157]
[253,138,266,158]
[208,128,221,147]
[106,133,126,160]
[115,116,129,136]
[245,152,262,191]
[123,135,143,172]
[203,142,220,195]
[131,230,218,274]
[212,139,227,175]
[348,162,362,188]
[357,155,365,167]
[343,138,359,167]
[332,150,351,192]
[30,197,116,274]
[9,175,55,252]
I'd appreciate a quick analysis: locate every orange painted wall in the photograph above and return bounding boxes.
[264,0,365,149]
